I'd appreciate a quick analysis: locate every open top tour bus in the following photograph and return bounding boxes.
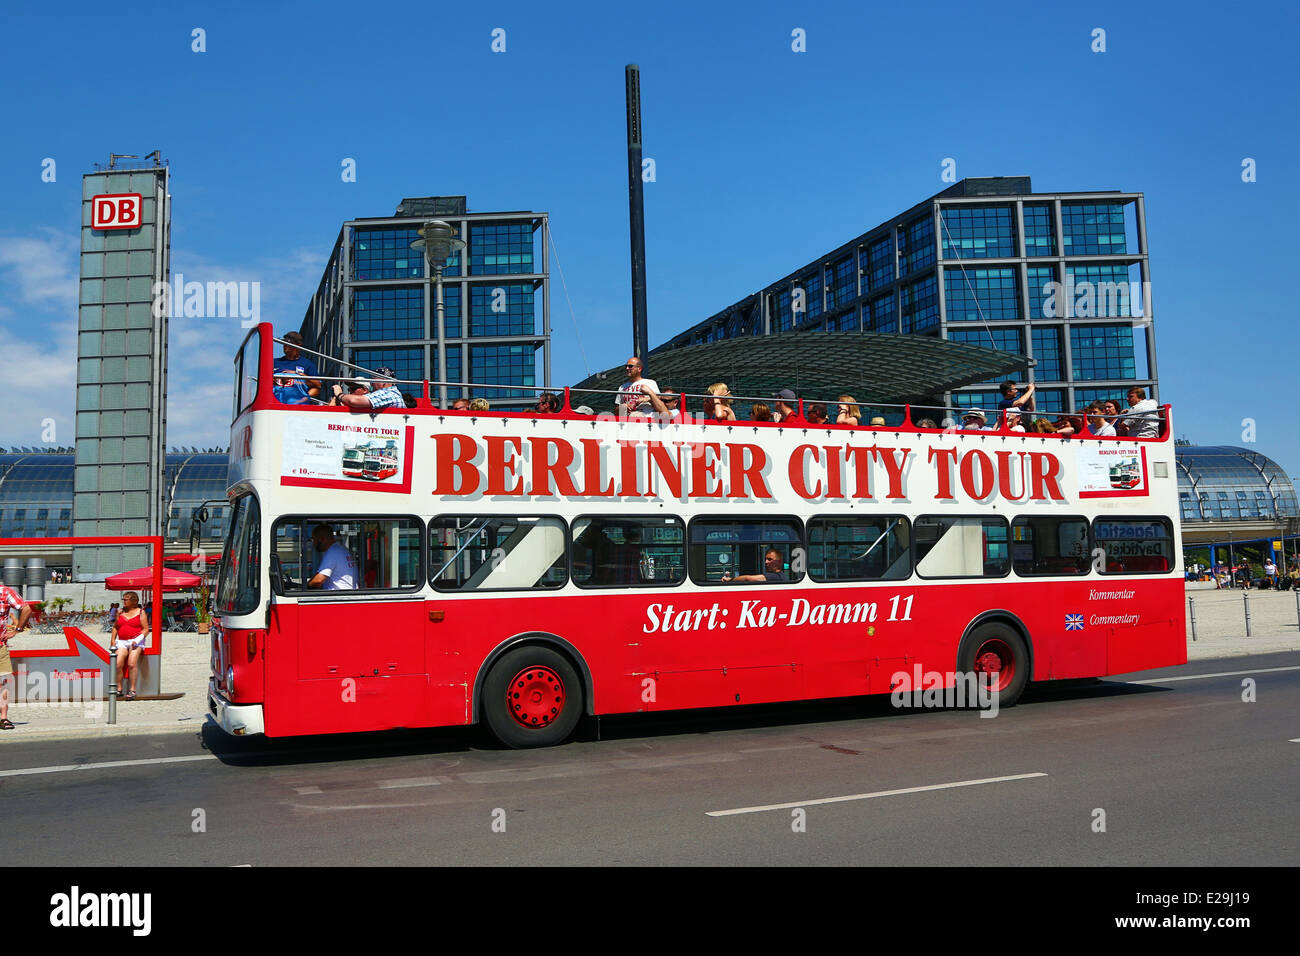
[208,324,1184,747]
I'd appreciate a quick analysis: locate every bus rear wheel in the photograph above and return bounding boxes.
[483,646,583,749]
[958,623,1030,708]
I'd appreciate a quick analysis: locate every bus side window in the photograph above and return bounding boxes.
[1093,517,1174,575]
[687,517,803,585]
[572,517,685,588]
[272,517,422,592]
[1011,516,1090,576]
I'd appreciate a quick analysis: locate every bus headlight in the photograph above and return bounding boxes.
[226,666,235,697]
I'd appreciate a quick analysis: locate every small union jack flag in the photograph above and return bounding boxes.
[1065,613,1085,631]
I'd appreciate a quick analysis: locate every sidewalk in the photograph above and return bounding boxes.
[3,588,1298,742]
[3,629,212,742]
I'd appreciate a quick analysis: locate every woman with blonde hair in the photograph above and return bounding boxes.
[836,395,861,426]
[704,382,736,422]
[112,591,150,700]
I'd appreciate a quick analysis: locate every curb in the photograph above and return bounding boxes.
[3,717,211,743]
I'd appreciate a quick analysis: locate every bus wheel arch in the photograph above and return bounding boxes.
[956,611,1033,708]
[475,634,595,749]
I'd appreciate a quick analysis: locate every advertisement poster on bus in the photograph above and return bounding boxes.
[1076,442,1148,497]
[281,416,414,493]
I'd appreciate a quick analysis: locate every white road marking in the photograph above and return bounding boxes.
[706,772,1047,817]
[1128,665,1300,685]
[293,785,323,795]
[0,754,217,778]
[1290,738,1300,743]
[377,776,447,789]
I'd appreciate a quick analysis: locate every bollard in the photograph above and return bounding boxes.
[1243,591,1251,638]
[1295,588,1299,631]
[1188,595,1197,642]
[107,641,117,725]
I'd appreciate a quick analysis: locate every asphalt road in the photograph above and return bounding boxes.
[3,652,1297,866]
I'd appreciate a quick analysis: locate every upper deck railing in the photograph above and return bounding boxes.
[240,325,1169,441]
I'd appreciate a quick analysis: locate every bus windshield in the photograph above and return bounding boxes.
[217,494,260,615]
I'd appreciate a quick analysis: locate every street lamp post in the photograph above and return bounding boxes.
[411,220,466,409]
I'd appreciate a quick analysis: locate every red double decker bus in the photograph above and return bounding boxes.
[208,324,1185,747]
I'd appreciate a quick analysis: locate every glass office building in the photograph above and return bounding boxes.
[0,451,229,570]
[74,155,171,578]
[654,177,1156,414]
[299,197,550,406]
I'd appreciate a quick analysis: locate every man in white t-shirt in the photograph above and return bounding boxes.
[308,525,358,590]
[616,356,658,415]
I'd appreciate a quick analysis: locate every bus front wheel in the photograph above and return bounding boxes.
[483,646,584,748]
[958,623,1030,708]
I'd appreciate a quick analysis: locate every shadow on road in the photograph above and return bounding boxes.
[197,676,1168,766]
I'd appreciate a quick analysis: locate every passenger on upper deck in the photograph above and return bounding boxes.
[450,398,471,411]
[617,357,659,415]
[468,398,491,412]
[772,389,802,424]
[272,331,322,405]
[1004,407,1026,432]
[535,392,561,414]
[337,367,405,412]
[1118,387,1160,438]
[750,402,773,422]
[836,396,860,426]
[704,383,736,422]
[806,403,829,425]
[997,380,1035,414]
[960,408,989,431]
[652,388,685,423]
[1085,402,1116,436]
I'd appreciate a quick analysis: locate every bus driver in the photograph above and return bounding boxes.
[308,525,358,590]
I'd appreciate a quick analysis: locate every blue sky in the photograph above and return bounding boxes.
[1,0,1296,480]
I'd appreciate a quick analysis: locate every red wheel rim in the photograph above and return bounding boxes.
[507,666,566,729]
[972,639,1015,693]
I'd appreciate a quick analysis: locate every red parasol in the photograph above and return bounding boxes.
[103,567,203,591]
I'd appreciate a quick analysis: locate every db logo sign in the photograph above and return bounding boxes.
[91,193,143,231]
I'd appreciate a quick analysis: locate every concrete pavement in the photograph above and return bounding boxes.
[3,586,1298,742]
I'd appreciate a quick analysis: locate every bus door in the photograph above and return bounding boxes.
[270,516,431,734]
[642,517,808,709]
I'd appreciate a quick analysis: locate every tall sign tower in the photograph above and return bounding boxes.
[72,153,171,579]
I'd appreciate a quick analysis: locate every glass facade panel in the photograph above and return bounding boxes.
[351,228,426,280]
[865,235,894,292]
[898,216,935,276]
[469,222,534,276]
[1074,387,1127,409]
[1023,204,1057,256]
[1062,202,1127,256]
[1064,264,1133,318]
[1070,324,1135,381]
[1028,265,1057,319]
[868,293,895,333]
[470,345,534,401]
[944,267,1019,321]
[470,282,535,336]
[352,347,423,397]
[1034,389,1065,414]
[1031,326,1063,381]
[829,256,856,308]
[900,276,938,333]
[800,270,823,323]
[940,206,1016,259]
[351,286,424,341]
